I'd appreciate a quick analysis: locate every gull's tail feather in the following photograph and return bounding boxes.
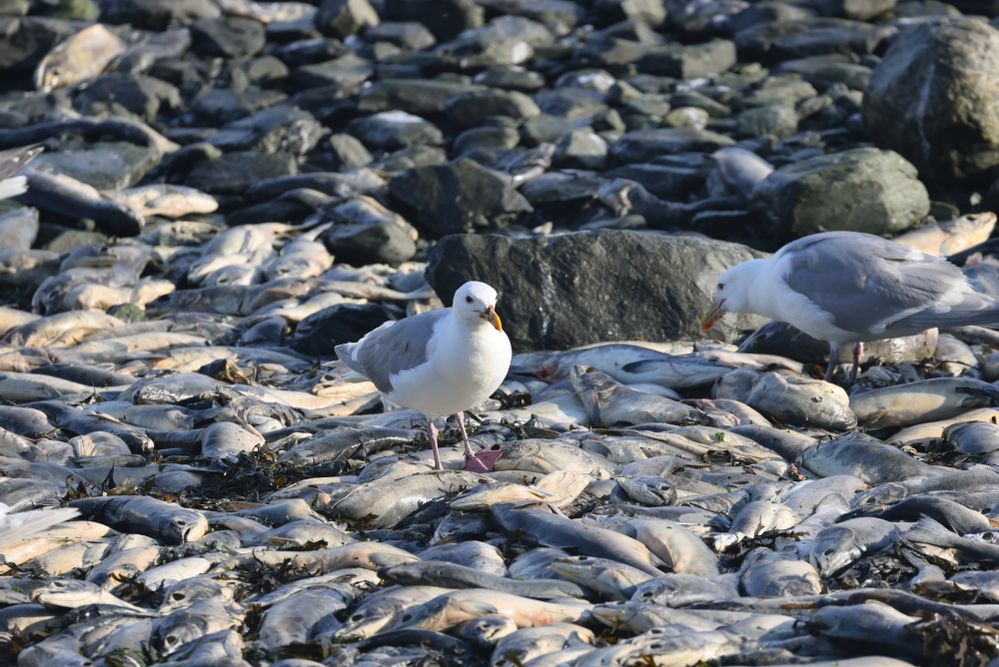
[0,175,27,200]
[0,144,43,181]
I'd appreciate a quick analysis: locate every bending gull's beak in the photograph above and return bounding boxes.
[699,298,727,332]
[481,305,503,331]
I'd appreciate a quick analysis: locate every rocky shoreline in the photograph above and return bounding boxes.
[3,0,999,665]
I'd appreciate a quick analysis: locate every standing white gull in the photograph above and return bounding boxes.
[336,280,512,472]
[700,231,999,382]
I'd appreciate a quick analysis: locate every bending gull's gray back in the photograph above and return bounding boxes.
[335,308,448,393]
[780,232,998,337]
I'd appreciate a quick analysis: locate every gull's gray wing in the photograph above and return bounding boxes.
[335,308,448,393]
[0,144,43,182]
[780,232,996,336]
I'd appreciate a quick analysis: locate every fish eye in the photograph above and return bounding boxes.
[464,296,473,303]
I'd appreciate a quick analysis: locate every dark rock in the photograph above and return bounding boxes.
[190,16,266,59]
[521,114,575,145]
[729,2,813,33]
[208,105,323,156]
[372,145,448,172]
[316,0,380,38]
[444,88,540,127]
[388,158,532,237]
[358,78,480,114]
[0,0,27,15]
[436,16,552,68]
[186,151,297,196]
[294,53,374,91]
[637,40,737,78]
[73,74,181,122]
[610,128,734,164]
[735,18,896,64]
[608,161,709,199]
[473,67,546,91]
[804,62,871,91]
[348,111,444,149]
[33,142,160,190]
[192,88,289,124]
[453,126,520,154]
[667,0,747,34]
[594,0,667,26]
[750,147,930,237]
[426,231,767,350]
[382,0,483,41]
[294,302,395,357]
[323,133,373,169]
[813,0,896,20]
[322,206,418,266]
[366,21,436,49]
[240,56,290,86]
[98,0,221,30]
[534,88,607,119]
[736,104,798,138]
[554,129,607,169]
[475,0,584,36]
[276,37,347,66]
[863,18,999,183]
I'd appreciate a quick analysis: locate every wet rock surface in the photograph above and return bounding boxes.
[3,1,999,666]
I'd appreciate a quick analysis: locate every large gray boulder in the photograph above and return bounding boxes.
[750,147,930,237]
[425,231,766,351]
[863,19,999,183]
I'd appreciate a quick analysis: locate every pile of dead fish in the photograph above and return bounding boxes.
[7,0,999,665]
[8,297,999,666]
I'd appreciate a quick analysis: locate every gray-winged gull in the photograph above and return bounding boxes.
[336,281,512,472]
[700,231,999,382]
[0,144,43,200]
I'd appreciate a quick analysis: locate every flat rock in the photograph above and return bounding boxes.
[444,88,541,127]
[73,74,181,121]
[185,151,297,196]
[426,230,768,350]
[382,0,483,40]
[316,0,380,39]
[750,147,930,237]
[735,17,896,64]
[33,142,160,190]
[347,110,444,149]
[610,128,735,164]
[358,78,481,114]
[190,16,266,59]
[208,105,324,156]
[388,158,532,237]
[863,18,999,183]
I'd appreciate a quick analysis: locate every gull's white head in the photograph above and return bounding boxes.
[453,281,502,331]
[700,258,767,332]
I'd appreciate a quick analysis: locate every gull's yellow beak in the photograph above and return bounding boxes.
[484,304,502,331]
[699,298,727,332]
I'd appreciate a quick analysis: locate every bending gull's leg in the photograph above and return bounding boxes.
[427,417,442,471]
[850,342,864,384]
[825,343,841,382]
[457,411,502,473]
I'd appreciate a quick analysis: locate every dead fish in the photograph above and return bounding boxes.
[799,432,935,484]
[810,517,899,577]
[68,496,208,545]
[380,560,587,600]
[34,24,127,91]
[570,366,702,427]
[18,168,144,237]
[711,147,773,200]
[894,212,997,257]
[110,184,218,219]
[0,207,39,251]
[850,377,999,430]
[745,371,856,431]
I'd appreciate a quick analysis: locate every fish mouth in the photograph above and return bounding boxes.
[480,305,502,331]
[699,299,727,332]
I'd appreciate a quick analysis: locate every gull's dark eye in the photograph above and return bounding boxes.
[464,296,473,303]
[718,283,725,290]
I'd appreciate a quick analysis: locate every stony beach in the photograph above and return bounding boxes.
[5,0,999,665]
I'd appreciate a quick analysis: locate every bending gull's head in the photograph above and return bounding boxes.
[700,258,767,331]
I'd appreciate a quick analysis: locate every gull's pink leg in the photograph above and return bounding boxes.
[458,411,502,472]
[850,342,864,384]
[427,418,442,470]
[825,343,840,382]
